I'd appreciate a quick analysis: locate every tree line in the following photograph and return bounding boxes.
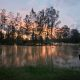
[0,7,80,45]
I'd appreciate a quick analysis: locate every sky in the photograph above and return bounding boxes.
[0,0,80,30]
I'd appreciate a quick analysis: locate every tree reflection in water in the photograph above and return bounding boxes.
[0,44,80,68]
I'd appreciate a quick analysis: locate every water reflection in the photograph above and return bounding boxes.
[0,45,80,68]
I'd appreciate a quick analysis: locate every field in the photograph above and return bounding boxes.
[0,66,80,80]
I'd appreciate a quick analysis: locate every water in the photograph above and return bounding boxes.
[0,44,80,68]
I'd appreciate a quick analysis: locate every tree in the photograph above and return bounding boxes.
[61,25,70,39]
[36,9,45,37]
[70,29,80,43]
[37,9,45,27]
[7,12,14,25]
[45,7,59,38]
[30,8,37,23]
[15,13,21,25]
[0,9,7,25]
[24,14,30,29]
[0,9,8,40]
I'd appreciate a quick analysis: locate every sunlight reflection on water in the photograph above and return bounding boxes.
[0,44,80,68]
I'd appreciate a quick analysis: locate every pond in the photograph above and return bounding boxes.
[0,44,80,68]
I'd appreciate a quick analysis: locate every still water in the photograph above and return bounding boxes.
[0,44,80,68]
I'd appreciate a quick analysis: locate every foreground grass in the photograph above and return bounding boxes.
[0,66,80,80]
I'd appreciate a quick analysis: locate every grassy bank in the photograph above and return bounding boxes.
[0,66,80,80]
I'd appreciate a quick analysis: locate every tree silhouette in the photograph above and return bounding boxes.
[0,7,80,45]
[45,7,59,38]
[70,29,80,43]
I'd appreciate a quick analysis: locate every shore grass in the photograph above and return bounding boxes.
[0,66,80,80]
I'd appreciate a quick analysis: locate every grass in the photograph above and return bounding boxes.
[0,66,80,80]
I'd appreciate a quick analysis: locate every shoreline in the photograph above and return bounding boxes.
[0,42,80,46]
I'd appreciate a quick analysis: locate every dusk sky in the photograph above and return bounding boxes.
[0,0,80,30]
